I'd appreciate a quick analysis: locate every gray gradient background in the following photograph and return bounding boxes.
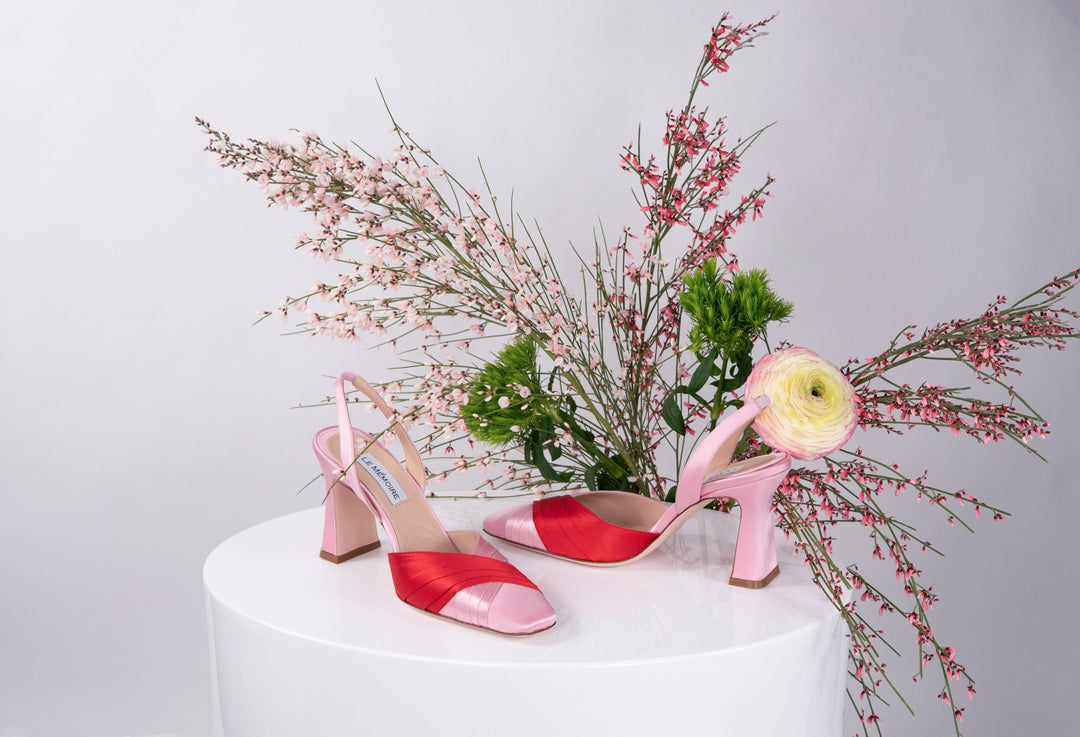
[2,1,1078,735]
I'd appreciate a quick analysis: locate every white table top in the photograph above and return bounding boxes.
[203,495,840,665]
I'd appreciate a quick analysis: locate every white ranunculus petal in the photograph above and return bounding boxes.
[745,347,857,461]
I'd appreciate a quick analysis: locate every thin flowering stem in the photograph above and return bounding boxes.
[849,269,1080,387]
[763,272,1078,736]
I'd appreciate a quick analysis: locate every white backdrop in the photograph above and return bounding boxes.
[2,2,1078,736]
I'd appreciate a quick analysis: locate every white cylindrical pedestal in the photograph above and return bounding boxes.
[205,497,848,737]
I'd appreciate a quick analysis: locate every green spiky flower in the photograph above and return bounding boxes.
[681,262,793,357]
[460,335,551,444]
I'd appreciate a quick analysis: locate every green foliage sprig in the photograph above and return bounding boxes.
[461,336,546,445]
[662,262,792,435]
[461,335,642,492]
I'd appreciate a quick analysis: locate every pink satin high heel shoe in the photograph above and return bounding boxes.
[483,396,791,588]
[315,372,556,634]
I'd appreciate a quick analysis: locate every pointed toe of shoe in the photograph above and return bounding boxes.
[482,505,515,538]
[486,583,556,635]
[439,580,556,635]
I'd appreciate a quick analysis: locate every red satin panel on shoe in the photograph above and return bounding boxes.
[387,552,540,613]
[532,495,659,562]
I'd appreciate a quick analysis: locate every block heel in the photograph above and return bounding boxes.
[319,460,381,563]
[726,480,782,588]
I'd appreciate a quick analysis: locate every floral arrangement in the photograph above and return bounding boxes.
[199,14,1079,736]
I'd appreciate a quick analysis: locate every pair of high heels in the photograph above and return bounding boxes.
[314,373,791,636]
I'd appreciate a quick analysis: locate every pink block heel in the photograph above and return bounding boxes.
[714,463,786,588]
[319,464,381,564]
[483,395,791,588]
[313,372,556,635]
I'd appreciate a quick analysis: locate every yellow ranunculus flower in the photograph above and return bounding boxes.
[745,347,857,461]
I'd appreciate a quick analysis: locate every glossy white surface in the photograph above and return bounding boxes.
[205,497,848,736]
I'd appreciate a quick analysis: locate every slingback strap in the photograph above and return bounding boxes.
[672,395,770,512]
[388,552,540,613]
[532,495,659,562]
[335,372,427,496]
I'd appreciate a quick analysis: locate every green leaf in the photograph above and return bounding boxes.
[529,437,572,483]
[662,392,687,435]
[686,349,718,393]
[537,417,562,461]
[721,351,754,394]
[574,424,595,443]
[597,465,629,491]
[584,464,600,491]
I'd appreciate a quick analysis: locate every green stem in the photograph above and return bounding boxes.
[709,356,729,429]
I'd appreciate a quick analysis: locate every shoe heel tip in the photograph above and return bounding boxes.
[729,564,780,589]
[320,540,381,564]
